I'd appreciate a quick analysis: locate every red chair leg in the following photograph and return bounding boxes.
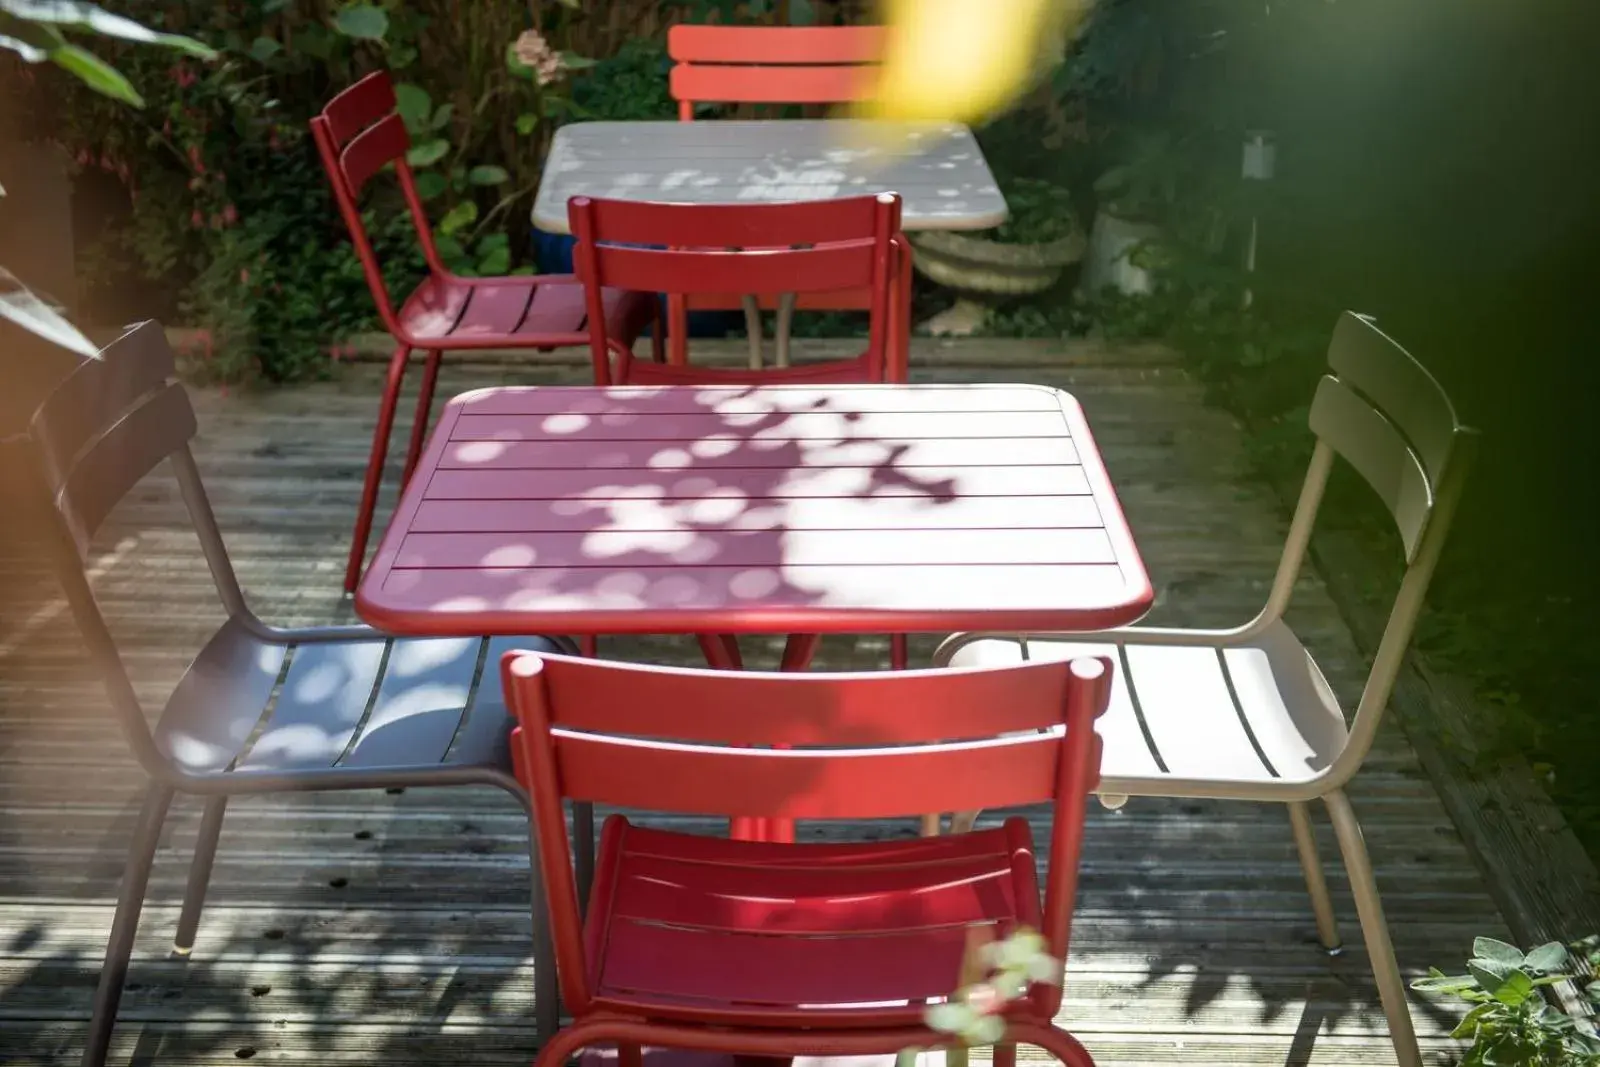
[579,635,599,658]
[619,1045,643,1067]
[890,633,909,670]
[994,1043,1017,1067]
[343,344,410,594]
[402,349,442,486]
[651,300,667,363]
[668,293,690,365]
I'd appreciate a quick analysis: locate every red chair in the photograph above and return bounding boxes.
[569,192,911,674]
[664,24,907,371]
[311,71,660,593]
[503,649,1112,1067]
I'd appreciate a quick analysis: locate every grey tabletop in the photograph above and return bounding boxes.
[531,119,1008,235]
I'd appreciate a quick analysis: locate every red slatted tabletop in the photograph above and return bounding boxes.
[354,383,1152,637]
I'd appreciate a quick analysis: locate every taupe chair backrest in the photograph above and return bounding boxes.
[1275,312,1478,782]
[25,321,252,777]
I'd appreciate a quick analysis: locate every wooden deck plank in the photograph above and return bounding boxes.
[0,340,1499,1066]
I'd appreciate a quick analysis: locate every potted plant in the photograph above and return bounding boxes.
[1081,130,1180,296]
[910,177,1087,336]
[1413,935,1600,1066]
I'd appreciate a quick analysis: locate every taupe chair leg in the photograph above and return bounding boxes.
[173,796,228,955]
[83,784,174,1067]
[1324,788,1420,1067]
[1286,800,1342,953]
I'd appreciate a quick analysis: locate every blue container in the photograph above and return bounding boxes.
[531,226,742,338]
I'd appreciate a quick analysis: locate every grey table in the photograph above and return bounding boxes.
[532,119,1008,368]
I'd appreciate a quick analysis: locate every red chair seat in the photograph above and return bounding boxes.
[397,274,656,348]
[582,817,1043,1027]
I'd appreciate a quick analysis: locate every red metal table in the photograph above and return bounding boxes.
[355,383,1152,643]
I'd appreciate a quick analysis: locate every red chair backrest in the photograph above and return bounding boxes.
[310,71,442,332]
[569,193,902,384]
[668,25,885,119]
[503,649,1113,1016]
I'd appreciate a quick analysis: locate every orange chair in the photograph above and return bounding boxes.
[664,25,908,371]
[503,648,1112,1067]
[311,72,660,593]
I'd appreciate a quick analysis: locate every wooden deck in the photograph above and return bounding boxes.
[0,338,1500,1065]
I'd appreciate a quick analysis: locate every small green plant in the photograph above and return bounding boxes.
[993,178,1079,245]
[1413,936,1600,1067]
[889,925,1062,1067]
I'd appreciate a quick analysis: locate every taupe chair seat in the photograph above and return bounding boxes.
[157,623,550,778]
[931,312,1478,1067]
[944,620,1347,796]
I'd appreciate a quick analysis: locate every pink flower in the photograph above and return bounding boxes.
[190,209,204,228]
[240,268,251,284]
[222,203,238,226]
[187,144,206,175]
[513,29,565,87]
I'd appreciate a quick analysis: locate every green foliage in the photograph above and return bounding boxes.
[993,178,1078,245]
[0,1,212,357]
[1413,937,1600,1067]
[567,37,675,122]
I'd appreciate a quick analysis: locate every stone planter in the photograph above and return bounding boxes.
[1081,209,1163,296]
[909,225,1087,337]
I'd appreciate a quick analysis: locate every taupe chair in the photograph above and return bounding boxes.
[932,312,1476,1067]
[18,322,587,1065]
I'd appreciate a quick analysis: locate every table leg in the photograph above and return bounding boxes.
[774,292,796,368]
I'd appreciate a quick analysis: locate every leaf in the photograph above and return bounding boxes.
[429,103,453,131]
[554,0,579,7]
[1490,969,1533,1007]
[467,165,508,186]
[0,1,217,58]
[0,31,47,61]
[560,50,596,70]
[413,171,447,201]
[1474,938,1526,967]
[1587,979,1600,1000]
[50,43,141,104]
[1449,1002,1494,1040]
[515,112,537,135]
[405,139,448,168]
[393,82,431,131]
[332,3,387,41]
[476,245,510,276]
[1520,942,1568,973]
[924,1002,976,1035]
[964,1015,1006,1046]
[789,0,817,25]
[1412,972,1479,994]
[247,36,281,62]
[0,269,98,356]
[1470,962,1510,993]
[438,200,477,235]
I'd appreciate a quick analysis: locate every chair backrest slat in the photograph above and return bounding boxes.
[586,242,874,296]
[339,113,409,197]
[57,383,195,551]
[1327,313,1458,486]
[1306,312,1470,563]
[669,24,886,64]
[534,652,1087,744]
[668,25,884,114]
[1308,375,1433,559]
[553,732,1064,819]
[321,69,397,146]
[30,320,176,487]
[671,64,873,107]
[572,194,886,248]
